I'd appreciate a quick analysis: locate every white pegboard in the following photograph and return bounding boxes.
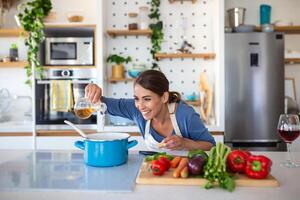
[103,0,218,124]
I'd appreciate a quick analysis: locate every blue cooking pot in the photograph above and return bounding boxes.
[74,132,138,167]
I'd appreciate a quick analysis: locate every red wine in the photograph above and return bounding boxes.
[278,129,300,143]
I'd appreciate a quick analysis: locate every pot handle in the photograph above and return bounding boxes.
[74,141,85,150]
[127,140,138,149]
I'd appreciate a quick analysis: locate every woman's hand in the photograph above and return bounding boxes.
[85,83,102,103]
[162,135,187,150]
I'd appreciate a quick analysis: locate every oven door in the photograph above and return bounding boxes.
[35,79,96,125]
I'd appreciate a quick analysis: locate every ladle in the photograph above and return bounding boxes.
[64,120,88,138]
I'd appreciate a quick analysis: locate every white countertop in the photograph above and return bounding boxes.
[0,150,299,200]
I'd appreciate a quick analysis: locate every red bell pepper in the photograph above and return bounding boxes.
[151,160,166,176]
[158,157,171,171]
[245,155,272,179]
[227,150,251,173]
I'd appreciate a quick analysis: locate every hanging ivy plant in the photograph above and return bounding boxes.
[149,0,163,70]
[17,0,52,86]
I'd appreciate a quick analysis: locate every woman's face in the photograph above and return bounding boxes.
[134,84,168,120]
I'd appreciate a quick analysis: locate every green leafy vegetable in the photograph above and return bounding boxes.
[145,152,174,162]
[203,142,235,192]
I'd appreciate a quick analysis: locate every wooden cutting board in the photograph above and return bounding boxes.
[136,160,279,187]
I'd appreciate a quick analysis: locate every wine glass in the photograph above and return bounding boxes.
[277,114,300,168]
[74,97,107,119]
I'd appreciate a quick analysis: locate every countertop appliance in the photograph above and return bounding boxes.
[225,32,285,151]
[45,37,94,66]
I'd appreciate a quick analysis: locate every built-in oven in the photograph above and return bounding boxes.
[35,68,97,129]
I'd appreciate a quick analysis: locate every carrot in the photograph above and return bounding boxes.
[173,157,188,178]
[180,166,189,178]
[170,156,182,168]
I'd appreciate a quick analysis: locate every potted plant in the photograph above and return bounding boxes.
[9,43,18,61]
[107,54,132,79]
[17,0,52,85]
[0,0,19,28]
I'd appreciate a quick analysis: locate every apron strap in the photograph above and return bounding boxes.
[168,103,181,136]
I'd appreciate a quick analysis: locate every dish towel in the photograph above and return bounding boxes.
[50,80,73,112]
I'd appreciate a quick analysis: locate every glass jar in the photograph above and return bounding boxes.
[139,6,149,30]
[128,12,138,30]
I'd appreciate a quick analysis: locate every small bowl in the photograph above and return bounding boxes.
[128,69,142,78]
[186,94,197,101]
[235,24,256,33]
[261,24,274,32]
[67,12,84,22]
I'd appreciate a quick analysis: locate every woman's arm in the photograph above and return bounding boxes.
[85,83,139,120]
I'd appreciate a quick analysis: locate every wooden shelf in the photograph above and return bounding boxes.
[155,53,216,60]
[0,61,28,68]
[285,58,300,64]
[44,23,96,29]
[186,100,201,106]
[0,29,27,37]
[255,26,300,34]
[43,65,96,69]
[107,29,152,37]
[169,0,197,3]
[109,77,135,83]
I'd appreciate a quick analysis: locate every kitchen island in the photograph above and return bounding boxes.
[0,150,299,200]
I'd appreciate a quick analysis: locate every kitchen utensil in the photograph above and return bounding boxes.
[74,97,107,119]
[235,24,256,33]
[260,4,271,25]
[64,120,88,138]
[261,24,274,32]
[227,7,246,28]
[136,161,279,187]
[74,132,138,167]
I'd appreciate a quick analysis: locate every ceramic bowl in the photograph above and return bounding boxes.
[128,69,142,78]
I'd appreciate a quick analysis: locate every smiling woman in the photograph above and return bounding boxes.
[85,70,215,151]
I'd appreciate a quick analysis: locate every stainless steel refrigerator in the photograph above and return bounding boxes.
[225,32,286,151]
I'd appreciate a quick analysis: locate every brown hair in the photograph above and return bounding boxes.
[134,70,181,103]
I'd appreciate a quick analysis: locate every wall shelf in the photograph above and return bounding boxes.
[107,29,152,37]
[0,61,28,68]
[44,23,96,29]
[285,58,300,64]
[43,65,96,69]
[0,29,27,37]
[154,53,216,60]
[169,0,197,4]
[109,77,135,83]
[255,26,300,34]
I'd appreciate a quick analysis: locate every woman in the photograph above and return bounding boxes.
[85,70,215,151]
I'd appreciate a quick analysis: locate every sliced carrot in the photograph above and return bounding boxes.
[180,166,189,178]
[173,157,188,178]
[170,156,182,168]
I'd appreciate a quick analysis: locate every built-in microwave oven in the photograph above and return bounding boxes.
[45,37,94,66]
